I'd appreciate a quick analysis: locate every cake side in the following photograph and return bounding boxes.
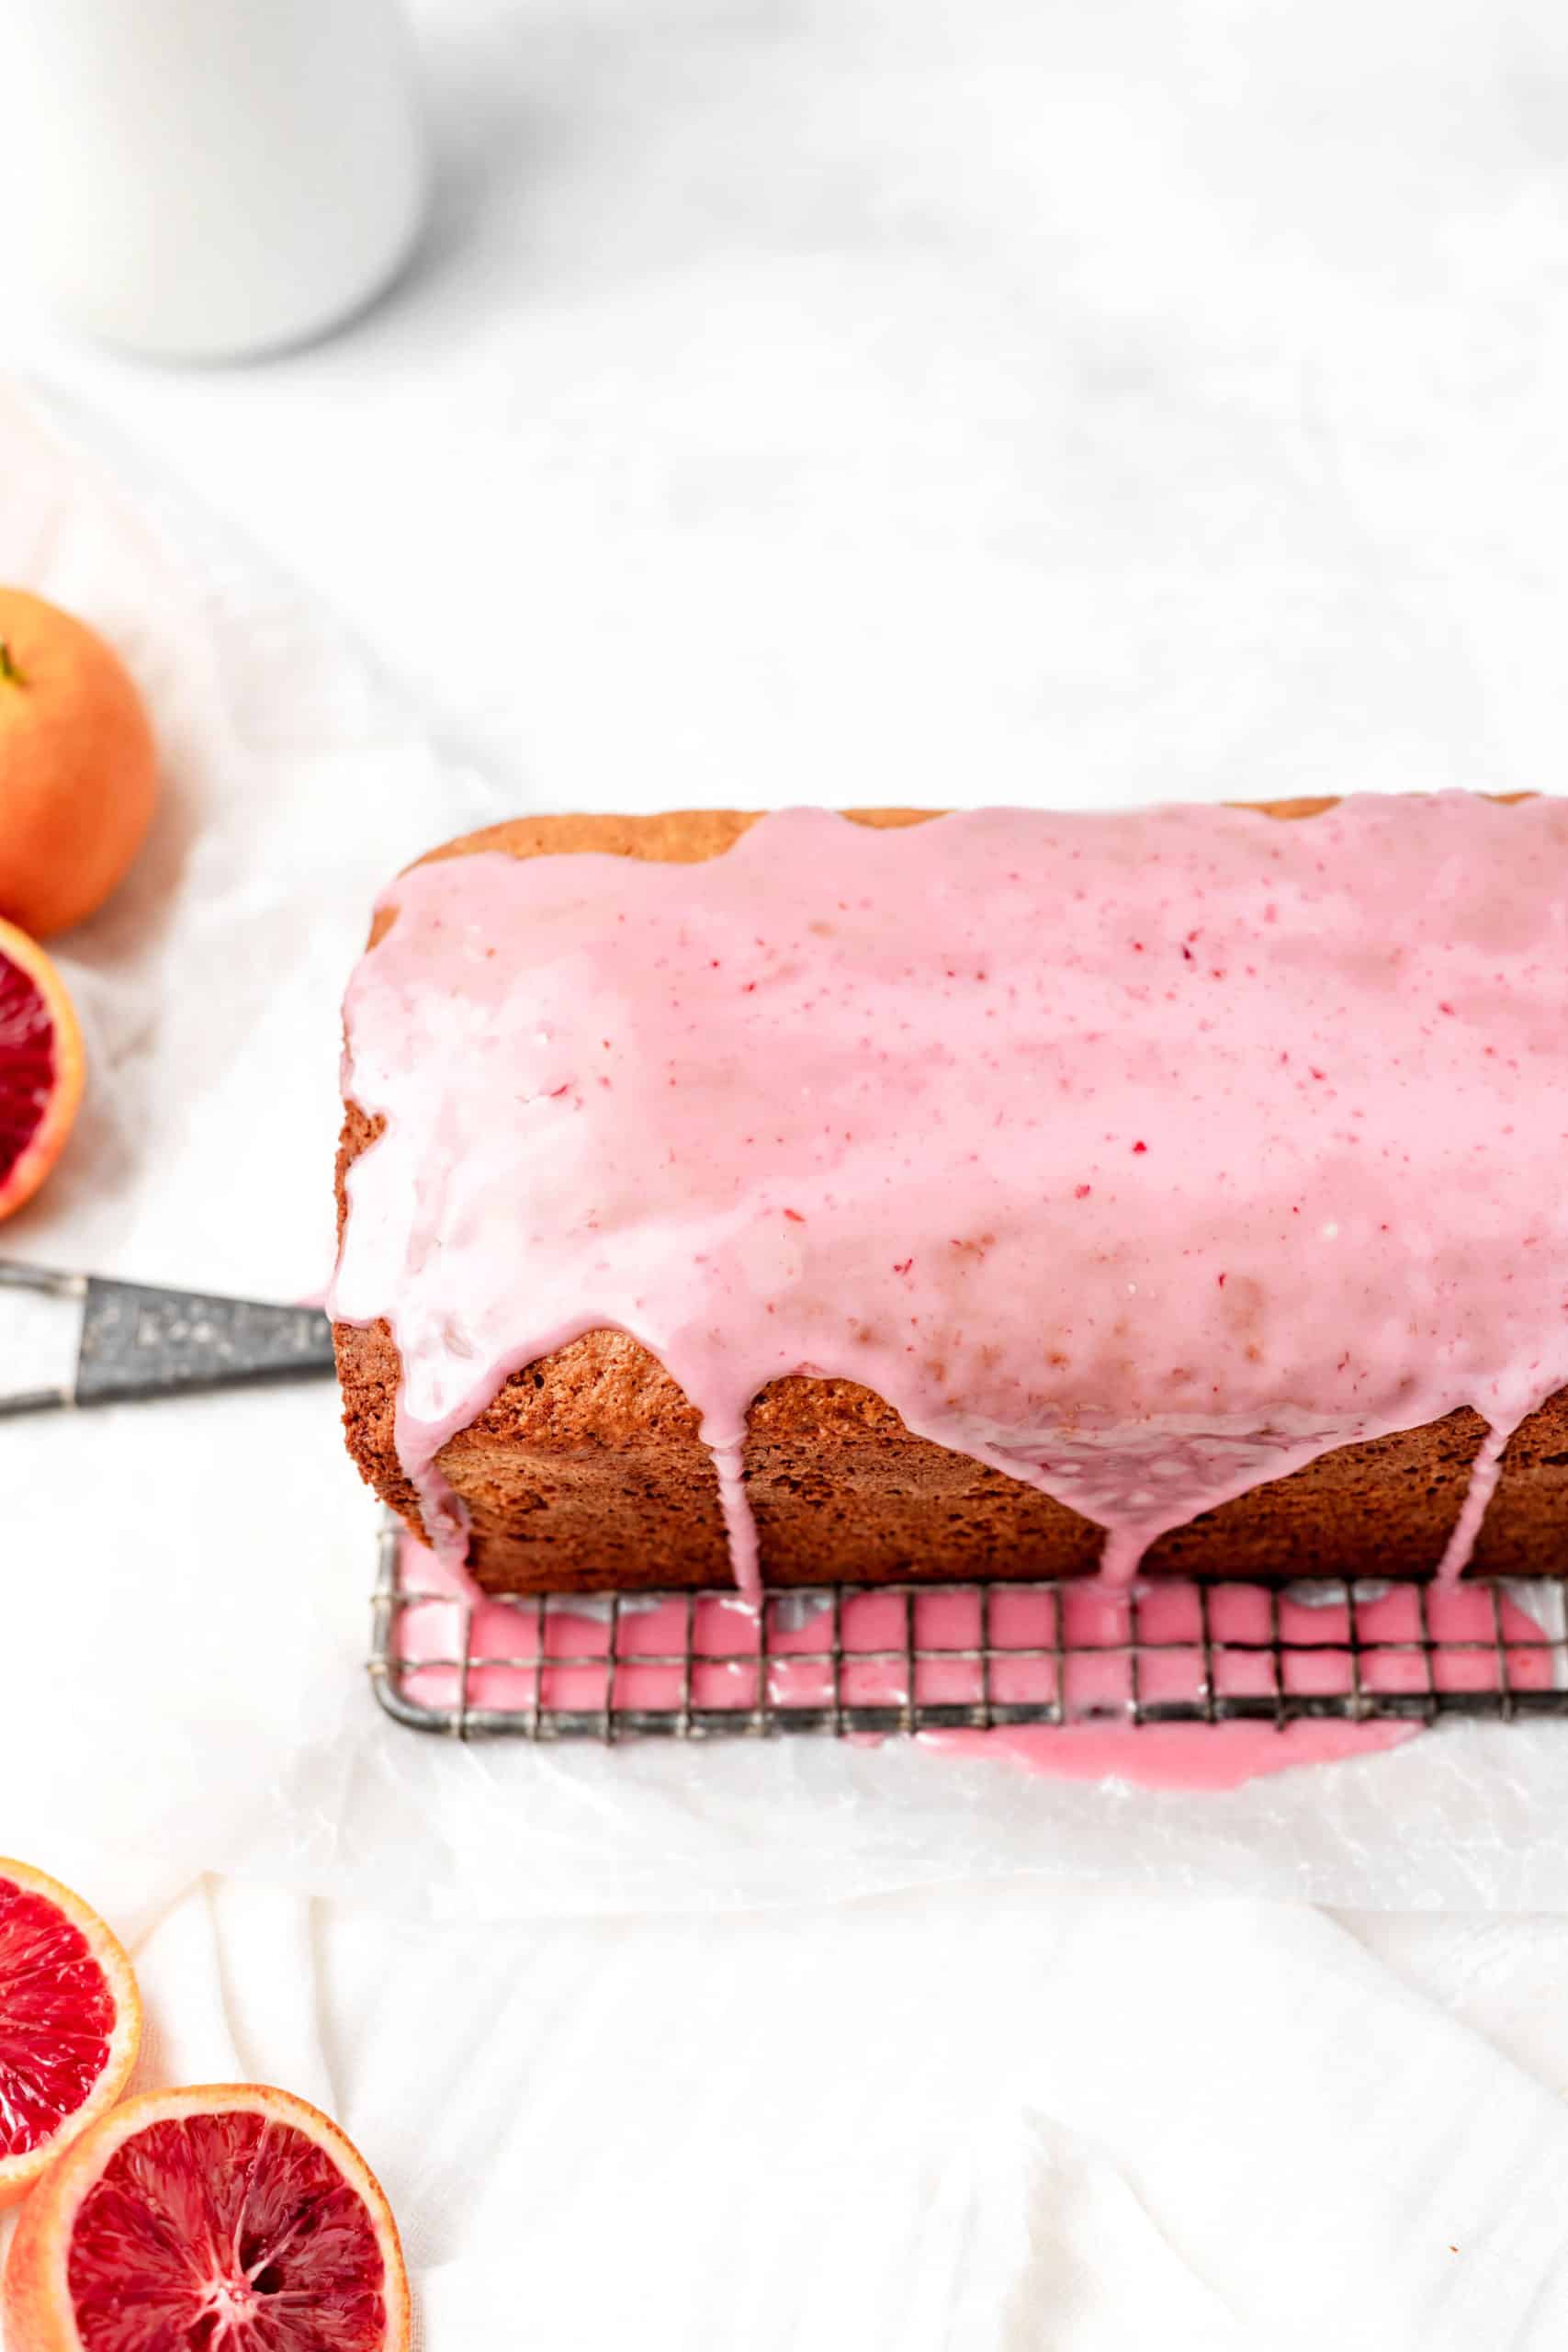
[333,800,1568,1593]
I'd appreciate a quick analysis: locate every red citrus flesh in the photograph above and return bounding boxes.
[71,2111,389,2349]
[0,920,85,1220]
[0,1884,117,2163]
[4,2086,410,2352]
[0,1863,140,2211]
[0,948,56,1182]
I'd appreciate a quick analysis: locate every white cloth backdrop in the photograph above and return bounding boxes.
[6,0,1568,2338]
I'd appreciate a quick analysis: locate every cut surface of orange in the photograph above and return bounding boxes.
[0,1860,140,2211]
[3,2083,412,2352]
[0,917,85,1222]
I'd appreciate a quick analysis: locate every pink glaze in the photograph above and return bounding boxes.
[931,1723,1416,1791]
[332,798,1568,1601]
[391,1537,1554,1789]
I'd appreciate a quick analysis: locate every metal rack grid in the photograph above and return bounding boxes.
[368,1523,1568,1741]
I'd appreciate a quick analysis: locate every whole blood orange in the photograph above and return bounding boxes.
[0,588,159,939]
[0,919,85,1222]
[0,1860,141,2211]
[3,2085,411,2352]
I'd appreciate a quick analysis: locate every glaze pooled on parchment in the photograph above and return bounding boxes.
[330,797,1568,1603]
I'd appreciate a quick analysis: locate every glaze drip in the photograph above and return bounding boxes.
[330,798,1568,1601]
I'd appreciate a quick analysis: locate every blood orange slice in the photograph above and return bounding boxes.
[0,1860,140,2210]
[0,918,85,1222]
[3,2084,412,2352]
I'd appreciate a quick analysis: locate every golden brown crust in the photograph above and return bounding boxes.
[333,805,1566,1591]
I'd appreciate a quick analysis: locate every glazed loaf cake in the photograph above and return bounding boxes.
[332,800,1568,1597]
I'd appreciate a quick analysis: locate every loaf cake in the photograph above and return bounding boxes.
[330,798,1568,1599]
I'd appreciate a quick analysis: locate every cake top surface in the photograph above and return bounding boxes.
[330,797,1568,1597]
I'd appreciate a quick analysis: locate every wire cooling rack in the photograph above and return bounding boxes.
[368,1523,1568,1740]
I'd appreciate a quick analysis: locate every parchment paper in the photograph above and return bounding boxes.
[5,383,1567,1931]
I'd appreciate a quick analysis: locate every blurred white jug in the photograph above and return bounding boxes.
[0,0,430,360]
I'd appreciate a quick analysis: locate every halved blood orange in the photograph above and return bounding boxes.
[3,2084,412,2352]
[0,1860,141,2211]
[0,918,85,1222]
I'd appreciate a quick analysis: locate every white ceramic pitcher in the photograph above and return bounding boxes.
[0,0,430,360]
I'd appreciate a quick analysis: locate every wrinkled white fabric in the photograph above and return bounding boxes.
[8,1879,1568,2349]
